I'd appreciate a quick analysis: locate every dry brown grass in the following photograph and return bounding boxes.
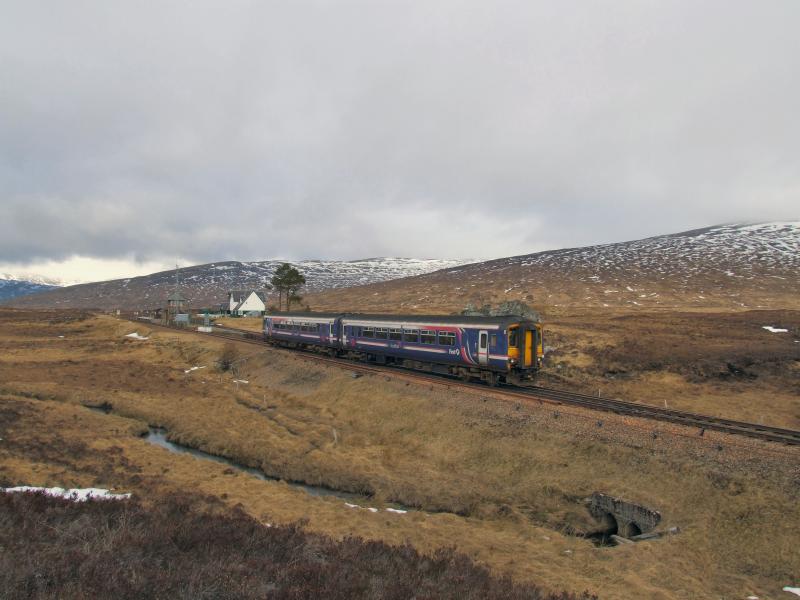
[539,308,800,429]
[215,316,262,332]
[218,306,800,428]
[1,308,798,600]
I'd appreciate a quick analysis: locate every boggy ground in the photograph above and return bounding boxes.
[1,309,799,599]
[540,308,800,429]
[220,308,800,429]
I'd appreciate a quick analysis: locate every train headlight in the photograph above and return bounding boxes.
[509,358,517,365]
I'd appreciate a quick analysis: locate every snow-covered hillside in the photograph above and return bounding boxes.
[464,221,800,306]
[0,275,59,302]
[306,222,800,313]
[6,222,798,312]
[195,258,472,292]
[3,258,471,309]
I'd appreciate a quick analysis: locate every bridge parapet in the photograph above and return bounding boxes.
[588,492,661,538]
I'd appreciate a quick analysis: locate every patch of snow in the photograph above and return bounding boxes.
[763,326,788,333]
[344,502,405,515]
[233,379,249,384]
[2,486,131,501]
[184,366,206,374]
[125,332,149,340]
[784,587,800,597]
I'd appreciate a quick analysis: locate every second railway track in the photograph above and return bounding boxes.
[133,318,800,447]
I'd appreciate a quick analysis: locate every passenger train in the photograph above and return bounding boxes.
[263,311,543,385]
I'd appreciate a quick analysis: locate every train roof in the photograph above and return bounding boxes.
[265,311,343,319]
[265,311,537,326]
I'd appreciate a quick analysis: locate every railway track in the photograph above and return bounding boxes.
[132,318,800,447]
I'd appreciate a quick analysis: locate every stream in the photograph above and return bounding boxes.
[84,402,411,511]
[143,427,375,503]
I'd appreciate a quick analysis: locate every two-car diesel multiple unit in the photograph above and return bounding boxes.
[263,312,543,385]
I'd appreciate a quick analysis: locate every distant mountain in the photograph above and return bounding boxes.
[304,222,800,313]
[0,276,59,302]
[3,258,471,310]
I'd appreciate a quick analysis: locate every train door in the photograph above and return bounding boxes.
[478,330,489,365]
[524,329,533,367]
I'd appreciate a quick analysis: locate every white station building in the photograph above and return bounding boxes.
[227,290,268,316]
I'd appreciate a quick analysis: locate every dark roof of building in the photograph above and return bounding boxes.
[229,290,267,302]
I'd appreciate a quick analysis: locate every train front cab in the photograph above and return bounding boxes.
[505,321,542,383]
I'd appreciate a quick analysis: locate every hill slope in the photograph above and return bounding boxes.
[305,222,800,313]
[3,258,469,310]
[0,276,59,302]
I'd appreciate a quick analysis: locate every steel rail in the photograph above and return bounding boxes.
[131,318,800,446]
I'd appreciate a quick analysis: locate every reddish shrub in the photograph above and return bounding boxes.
[0,491,595,600]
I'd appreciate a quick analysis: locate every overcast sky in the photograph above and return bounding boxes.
[1,1,798,282]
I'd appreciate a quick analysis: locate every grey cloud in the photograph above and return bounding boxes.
[1,1,798,266]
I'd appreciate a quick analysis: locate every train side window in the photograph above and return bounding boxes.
[480,333,487,349]
[490,334,497,349]
[389,328,402,340]
[509,329,518,346]
[420,330,436,344]
[363,327,374,338]
[438,331,456,346]
[403,329,419,342]
[375,327,388,339]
